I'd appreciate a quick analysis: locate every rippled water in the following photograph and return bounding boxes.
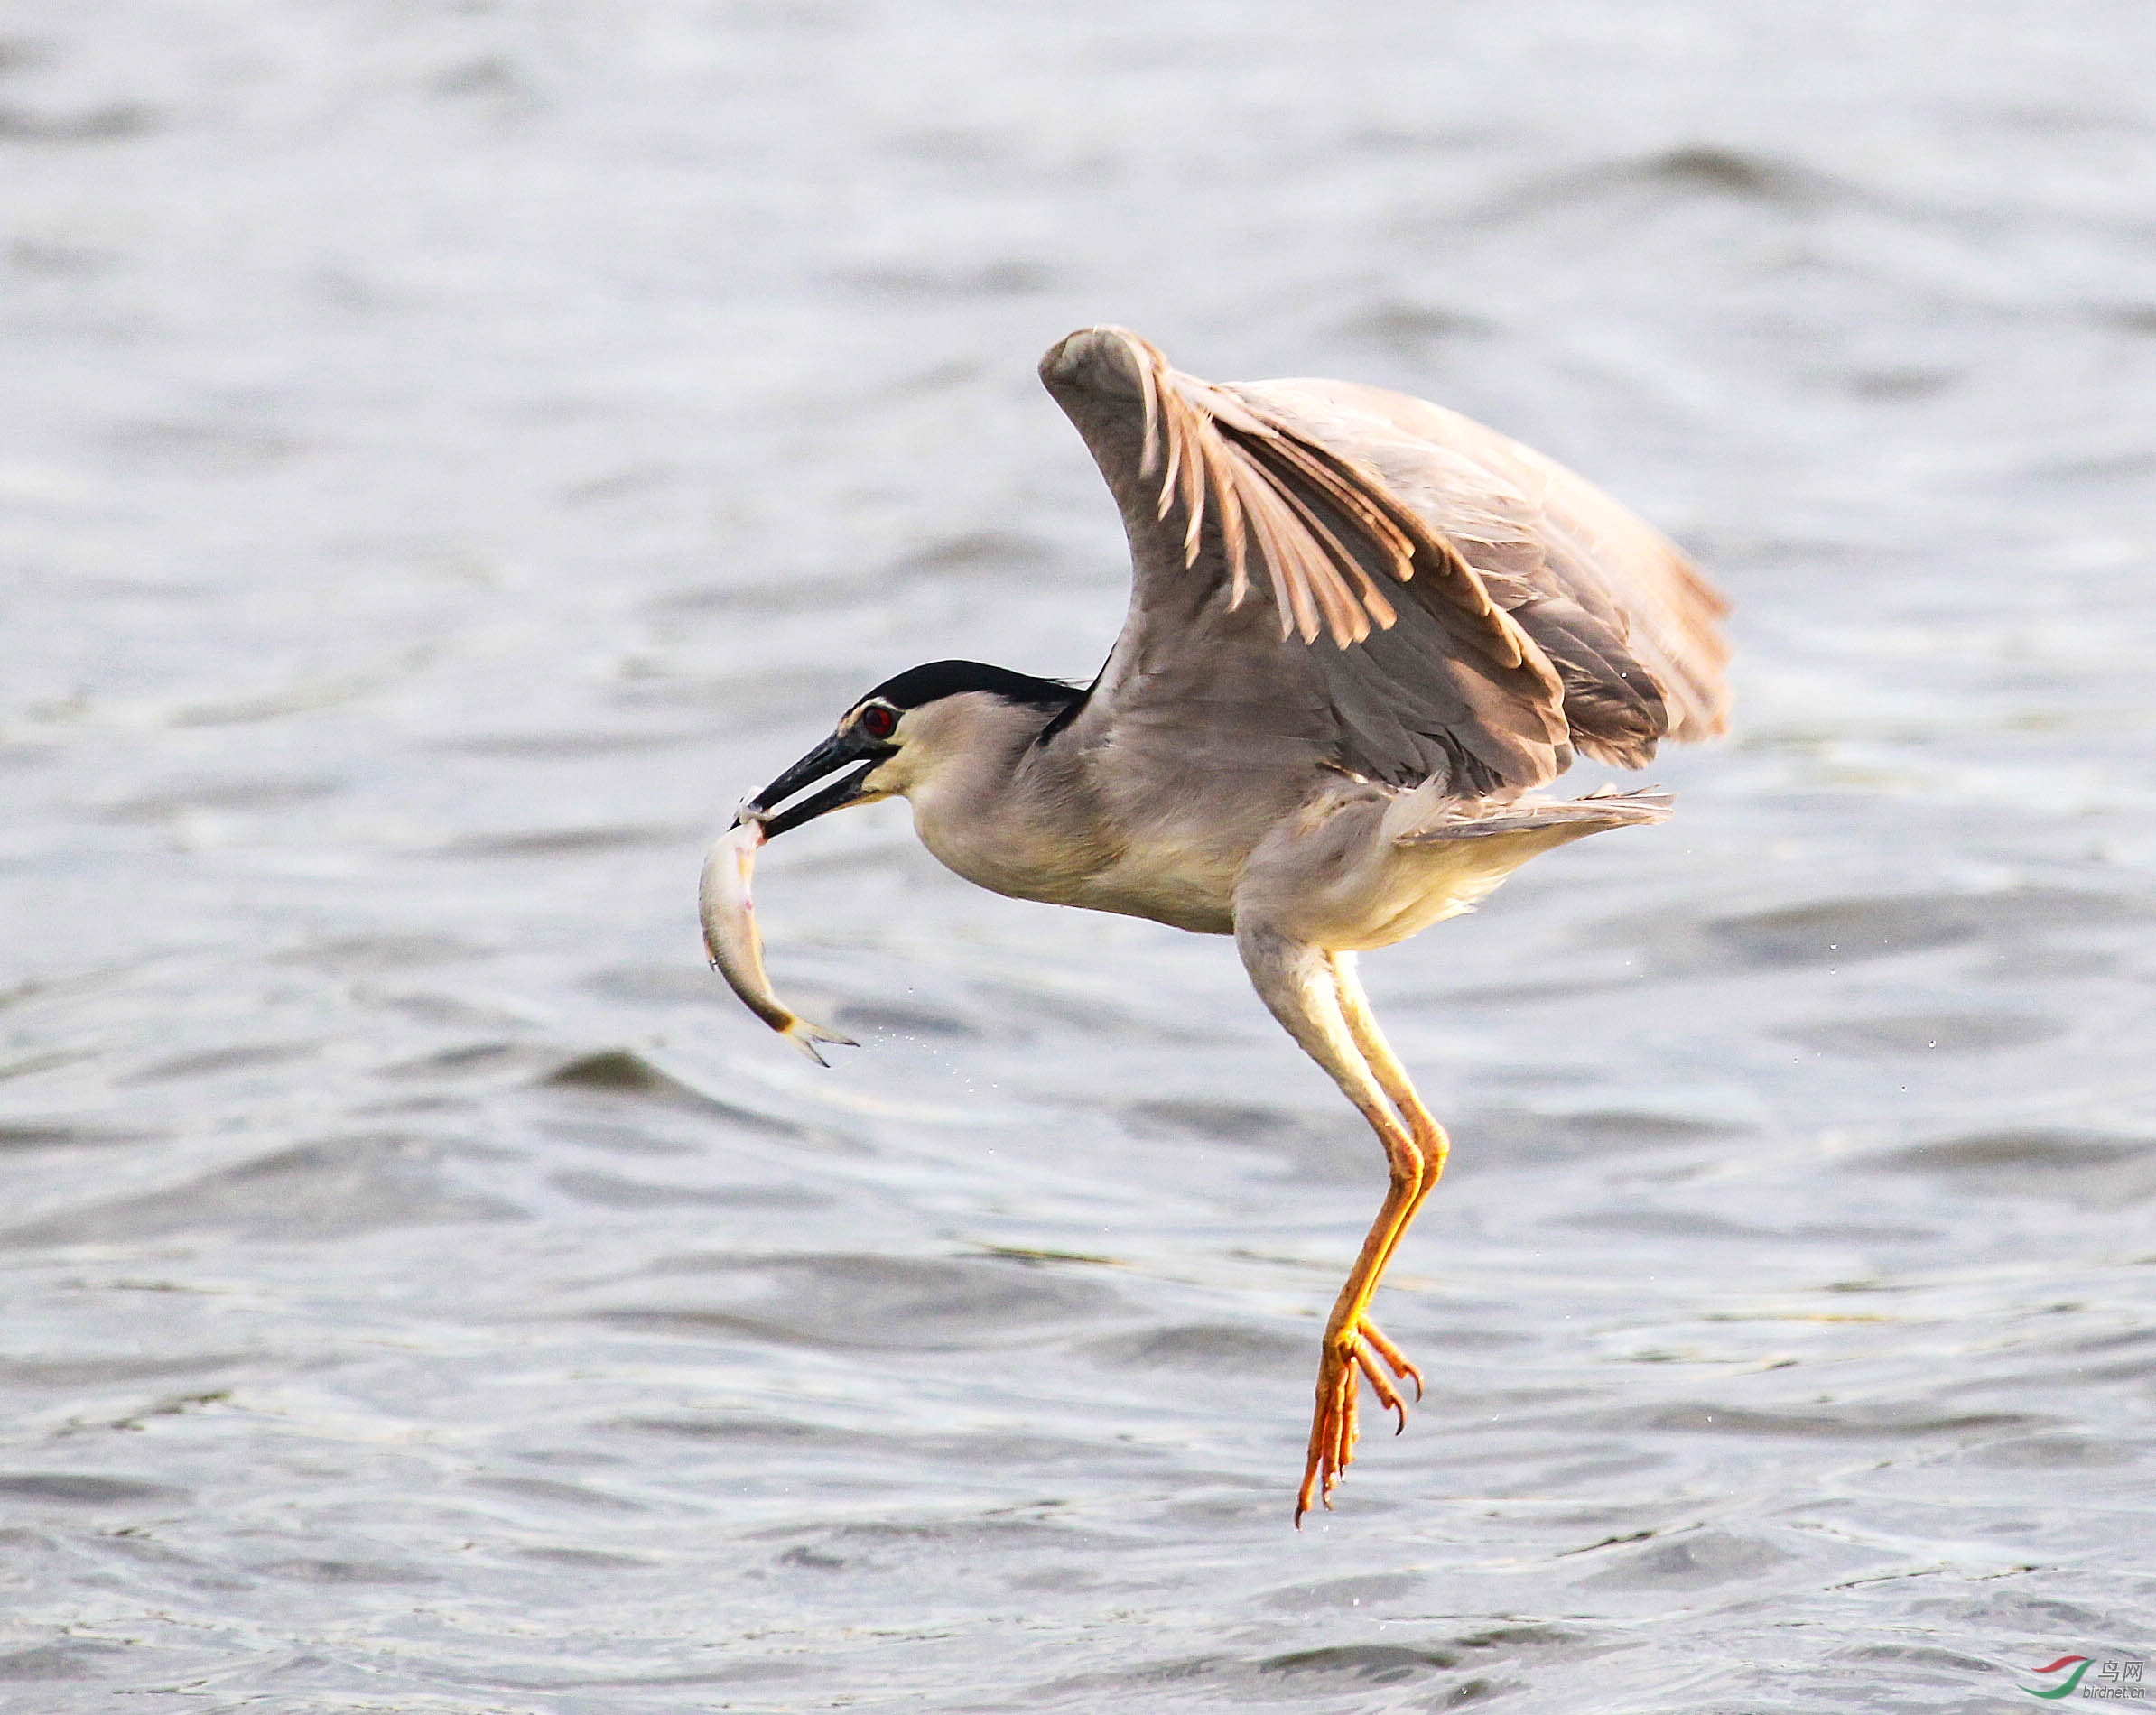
[5,2,2154,1708]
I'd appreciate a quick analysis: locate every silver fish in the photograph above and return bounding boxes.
[698,817,857,1065]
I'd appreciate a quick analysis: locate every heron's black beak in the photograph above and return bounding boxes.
[740,728,896,839]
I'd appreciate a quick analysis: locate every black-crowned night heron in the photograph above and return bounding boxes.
[710,327,1730,1521]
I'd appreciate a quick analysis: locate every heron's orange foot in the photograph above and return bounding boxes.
[1293,1318,1425,1525]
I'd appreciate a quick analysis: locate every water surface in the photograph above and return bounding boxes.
[3,1,2153,1708]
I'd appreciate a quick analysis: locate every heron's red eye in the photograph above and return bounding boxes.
[860,704,897,741]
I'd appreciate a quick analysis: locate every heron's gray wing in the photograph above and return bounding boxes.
[1226,376,1731,767]
[1038,328,1572,797]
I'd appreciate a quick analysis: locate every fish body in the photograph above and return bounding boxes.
[698,818,857,1065]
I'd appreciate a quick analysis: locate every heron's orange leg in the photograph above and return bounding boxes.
[1329,952,1452,1365]
[1292,957,1457,1521]
[1293,1189,1431,1516]
[1235,927,1435,1522]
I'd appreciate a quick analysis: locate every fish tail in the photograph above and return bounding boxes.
[784,1015,860,1066]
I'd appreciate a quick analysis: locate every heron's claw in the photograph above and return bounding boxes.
[1294,1315,1423,1525]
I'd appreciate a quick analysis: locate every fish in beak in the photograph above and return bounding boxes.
[698,820,856,1064]
[698,720,897,1062]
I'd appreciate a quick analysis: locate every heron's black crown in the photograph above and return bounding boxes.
[864,660,1083,714]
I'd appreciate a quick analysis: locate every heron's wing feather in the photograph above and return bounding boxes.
[1037,328,1726,796]
[1232,377,1732,765]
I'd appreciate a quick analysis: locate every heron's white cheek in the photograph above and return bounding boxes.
[872,726,972,802]
[864,748,927,798]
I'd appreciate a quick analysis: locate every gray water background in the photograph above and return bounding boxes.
[3,1,2153,1708]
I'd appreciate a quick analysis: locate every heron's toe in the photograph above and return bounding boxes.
[1294,1316,1424,1525]
[1294,1339,1362,1525]
[1360,1320,1424,1402]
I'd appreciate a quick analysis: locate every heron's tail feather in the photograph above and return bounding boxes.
[1389,784,1672,845]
